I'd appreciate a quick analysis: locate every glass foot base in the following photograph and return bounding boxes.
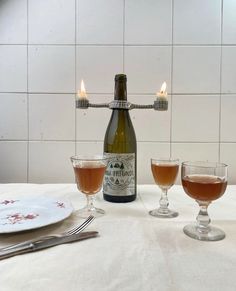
[183,224,225,241]
[74,206,105,218]
[149,208,178,218]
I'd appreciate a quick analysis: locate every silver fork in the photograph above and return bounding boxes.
[1,215,95,252]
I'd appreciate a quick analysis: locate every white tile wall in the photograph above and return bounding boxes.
[28,46,75,93]
[76,46,123,93]
[29,142,75,183]
[173,0,221,44]
[77,0,123,44]
[76,95,111,141]
[222,0,236,44]
[172,47,221,94]
[0,142,27,182]
[172,143,219,164]
[0,94,27,140]
[125,46,172,93]
[125,0,172,45]
[76,142,103,155]
[220,95,236,142]
[28,0,75,44]
[0,45,27,92]
[0,0,236,184]
[221,47,236,94]
[220,143,236,184]
[172,95,220,142]
[129,95,171,142]
[0,0,27,44]
[29,94,75,140]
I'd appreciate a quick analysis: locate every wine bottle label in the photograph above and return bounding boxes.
[103,153,135,196]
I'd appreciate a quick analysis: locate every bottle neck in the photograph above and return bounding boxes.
[114,80,127,101]
[111,109,130,119]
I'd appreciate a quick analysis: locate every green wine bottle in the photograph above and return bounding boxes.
[103,74,137,202]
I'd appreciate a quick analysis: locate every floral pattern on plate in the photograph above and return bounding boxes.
[2,213,39,225]
[0,196,73,233]
[0,199,19,205]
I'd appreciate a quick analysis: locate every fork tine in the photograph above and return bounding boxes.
[67,217,93,236]
[67,215,95,236]
[72,215,95,235]
[69,215,95,235]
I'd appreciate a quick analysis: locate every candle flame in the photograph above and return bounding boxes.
[78,79,87,99]
[81,79,86,93]
[160,82,167,94]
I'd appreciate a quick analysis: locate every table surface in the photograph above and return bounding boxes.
[0,184,236,291]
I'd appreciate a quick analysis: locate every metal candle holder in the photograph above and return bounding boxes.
[76,97,168,111]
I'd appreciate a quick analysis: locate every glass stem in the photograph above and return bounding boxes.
[196,201,211,233]
[159,188,169,213]
[86,195,96,211]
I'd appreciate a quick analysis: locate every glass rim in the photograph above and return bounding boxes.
[70,155,107,162]
[181,161,228,169]
[151,157,179,163]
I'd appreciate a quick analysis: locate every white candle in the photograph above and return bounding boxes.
[156,82,167,99]
[77,79,88,100]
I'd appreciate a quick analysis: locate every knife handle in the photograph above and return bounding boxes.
[0,243,34,260]
[0,231,98,261]
[2,235,58,252]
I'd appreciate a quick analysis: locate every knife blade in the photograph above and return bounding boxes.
[0,231,98,260]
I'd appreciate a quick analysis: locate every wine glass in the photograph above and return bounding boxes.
[70,155,107,218]
[181,161,228,241]
[150,158,179,218]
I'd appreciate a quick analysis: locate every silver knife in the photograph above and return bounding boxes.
[0,231,98,260]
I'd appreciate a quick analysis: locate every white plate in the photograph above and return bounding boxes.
[0,196,73,233]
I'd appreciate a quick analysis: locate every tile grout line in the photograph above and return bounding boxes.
[74,0,77,155]
[170,0,174,158]
[0,92,236,96]
[74,0,77,183]
[26,0,29,183]
[1,43,236,47]
[1,140,236,144]
[219,0,224,162]
[123,0,125,73]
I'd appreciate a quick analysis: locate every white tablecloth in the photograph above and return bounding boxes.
[0,184,236,291]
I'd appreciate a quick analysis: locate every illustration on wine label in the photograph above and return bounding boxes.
[103,153,135,196]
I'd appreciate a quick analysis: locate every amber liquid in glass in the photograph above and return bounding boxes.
[182,175,227,201]
[74,164,106,195]
[151,164,179,187]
